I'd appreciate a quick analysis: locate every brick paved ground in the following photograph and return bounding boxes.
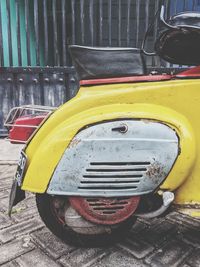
[0,141,200,266]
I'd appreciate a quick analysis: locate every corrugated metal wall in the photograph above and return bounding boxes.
[0,0,198,135]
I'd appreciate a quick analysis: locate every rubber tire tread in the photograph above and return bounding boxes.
[36,193,136,247]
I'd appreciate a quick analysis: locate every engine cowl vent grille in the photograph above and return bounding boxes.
[69,196,140,225]
[86,197,132,215]
[47,119,179,197]
[78,162,150,191]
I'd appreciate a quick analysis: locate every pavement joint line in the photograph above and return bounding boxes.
[0,162,18,166]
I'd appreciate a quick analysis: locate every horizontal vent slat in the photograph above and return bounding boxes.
[86,168,147,172]
[93,206,124,211]
[79,188,138,191]
[86,197,130,201]
[83,175,143,178]
[89,201,128,206]
[103,211,116,214]
[78,185,138,190]
[80,181,140,184]
[90,162,151,166]
[82,178,142,182]
[86,165,149,170]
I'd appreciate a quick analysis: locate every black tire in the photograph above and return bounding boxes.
[36,193,136,247]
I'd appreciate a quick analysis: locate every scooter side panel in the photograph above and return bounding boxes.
[20,81,195,200]
[47,119,179,197]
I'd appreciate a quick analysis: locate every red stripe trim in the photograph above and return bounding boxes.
[80,75,172,86]
[176,66,200,78]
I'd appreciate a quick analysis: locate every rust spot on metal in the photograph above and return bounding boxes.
[146,161,166,183]
[69,138,81,148]
[69,196,140,225]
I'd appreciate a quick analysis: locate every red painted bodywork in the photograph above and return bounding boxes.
[9,67,200,144]
[175,66,200,78]
[80,66,200,86]
[69,196,140,225]
[80,74,172,86]
[9,114,46,144]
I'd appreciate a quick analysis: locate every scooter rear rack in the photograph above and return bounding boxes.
[4,105,56,144]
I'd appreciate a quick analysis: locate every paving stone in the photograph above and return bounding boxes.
[13,206,39,223]
[0,190,9,199]
[0,175,15,181]
[0,218,44,243]
[0,211,12,229]
[90,250,148,267]
[0,238,34,265]
[0,165,17,176]
[0,178,12,190]
[0,140,22,162]
[1,261,20,267]
[0,196,10,212]
[59,248,107,267]
[14,249,61,267]
[167,212,200,230]
[139,217,166,226]
[23,195,36,208]
[186,249,200,267]
[31,228,74,259]
[141,219,177,246]
[179,229,200,247]
[145,240,193,267]
[130,219,150,234]
[117,235,154,259]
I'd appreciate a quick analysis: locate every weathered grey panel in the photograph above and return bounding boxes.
[47,120,179,197]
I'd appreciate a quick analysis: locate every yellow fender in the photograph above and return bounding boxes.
[22,80,199,206]
[22,104,195,196]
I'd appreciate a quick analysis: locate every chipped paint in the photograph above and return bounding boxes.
[47,119,179,197]
[68,138,81,149]
[146,161,167,184]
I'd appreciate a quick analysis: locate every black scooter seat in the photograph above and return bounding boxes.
[69,45,146,80]
[169,12,200,28]
[155,11,200,65]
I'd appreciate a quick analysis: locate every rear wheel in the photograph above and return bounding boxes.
[36,194,136,247]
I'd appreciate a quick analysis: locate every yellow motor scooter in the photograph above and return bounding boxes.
[5,6,200,247]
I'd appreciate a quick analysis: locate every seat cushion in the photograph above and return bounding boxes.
[155,28,200,65]
[169,12,200,28]
[69,46,146,80]
[155,12,200,65]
